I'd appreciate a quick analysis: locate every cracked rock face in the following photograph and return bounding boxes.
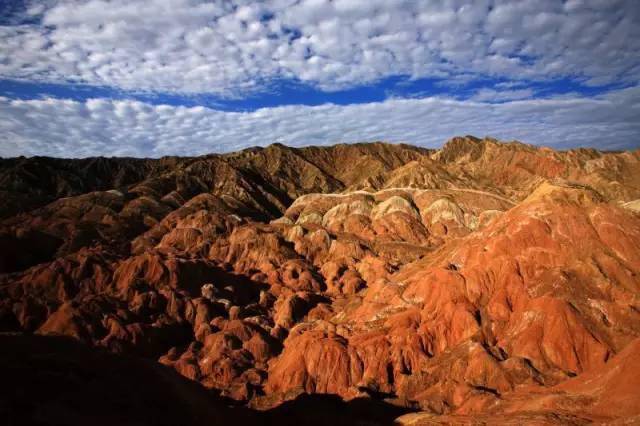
[2,137,640,424]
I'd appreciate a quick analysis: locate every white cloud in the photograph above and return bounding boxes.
[1,86,638,158]
[471,88,534,102]
[0,0,638,95]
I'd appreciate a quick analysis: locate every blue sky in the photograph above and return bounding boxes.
[1,0,639,157]
[0,75,629,112]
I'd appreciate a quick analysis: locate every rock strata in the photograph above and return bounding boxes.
[2,137,640,424]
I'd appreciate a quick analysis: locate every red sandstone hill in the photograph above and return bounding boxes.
[1,136,640,425]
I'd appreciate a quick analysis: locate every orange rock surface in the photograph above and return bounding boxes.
[2,137,640,424]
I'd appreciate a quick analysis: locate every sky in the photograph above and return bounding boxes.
[0,0,639,158]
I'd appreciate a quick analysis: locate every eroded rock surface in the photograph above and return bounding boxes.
[2,137,640,424]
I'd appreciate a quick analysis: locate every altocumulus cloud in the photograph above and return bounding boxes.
[2,86,639,158]
[1,0,639,156]
[1,0,639,96]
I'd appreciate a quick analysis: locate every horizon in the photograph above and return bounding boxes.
[1,1,639,157]
[0,135,634,161]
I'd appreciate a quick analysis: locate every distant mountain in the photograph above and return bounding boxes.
[2,137,640,425]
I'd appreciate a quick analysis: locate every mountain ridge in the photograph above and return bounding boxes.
[1,136,640,425]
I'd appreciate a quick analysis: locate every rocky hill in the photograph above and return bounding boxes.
[1,136,640,425]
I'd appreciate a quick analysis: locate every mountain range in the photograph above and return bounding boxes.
[2,136,640,425]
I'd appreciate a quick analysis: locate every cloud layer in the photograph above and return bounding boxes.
[2,86,639,158]
[1,0,639,95]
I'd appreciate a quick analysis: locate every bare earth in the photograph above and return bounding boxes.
[2,136,640,425]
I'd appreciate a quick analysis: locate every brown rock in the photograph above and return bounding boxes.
[2,139,640,423]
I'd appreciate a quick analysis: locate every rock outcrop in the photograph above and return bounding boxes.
[2,137,640,424]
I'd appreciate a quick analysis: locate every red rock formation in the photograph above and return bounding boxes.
[1,137,640,424]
